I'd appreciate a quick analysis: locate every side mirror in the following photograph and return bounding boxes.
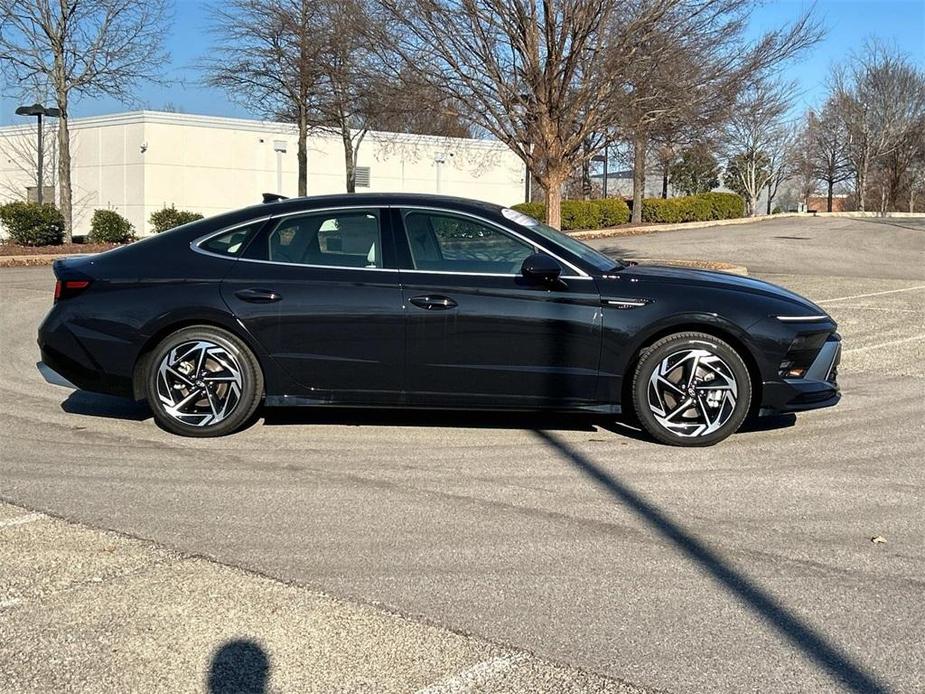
[521,253,562,284]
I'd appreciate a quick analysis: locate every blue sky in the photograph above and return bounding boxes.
[2,0,923,126]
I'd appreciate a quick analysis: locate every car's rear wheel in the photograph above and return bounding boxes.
[145,326,263,437]
[631,331,751,446]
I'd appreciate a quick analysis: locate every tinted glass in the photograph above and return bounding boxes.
[502,207,622,272]
[200,222,261,256]
[403,210,536,274]
[266,210,381,268]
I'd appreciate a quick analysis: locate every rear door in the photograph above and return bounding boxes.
[395,207,602,409]
[221,206,404,405]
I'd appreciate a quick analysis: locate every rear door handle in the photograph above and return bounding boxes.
[409,295,457,310]
[235,288,282,303]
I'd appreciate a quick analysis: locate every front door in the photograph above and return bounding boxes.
[395,207,602,409]
[222,207,404,405]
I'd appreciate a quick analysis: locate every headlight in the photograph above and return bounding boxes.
[779,333,829,379]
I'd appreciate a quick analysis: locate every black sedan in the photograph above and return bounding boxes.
[38,193,840,446]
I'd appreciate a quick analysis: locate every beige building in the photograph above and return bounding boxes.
[0,111,526,237]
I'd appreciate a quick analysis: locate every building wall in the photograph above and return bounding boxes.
[0,111,526,237]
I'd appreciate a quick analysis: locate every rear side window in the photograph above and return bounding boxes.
[199,222,262,257]
[265,210,382,268]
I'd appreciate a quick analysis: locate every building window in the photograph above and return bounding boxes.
[355,166,371,188]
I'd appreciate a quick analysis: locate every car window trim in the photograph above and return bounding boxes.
[393,205,591,279]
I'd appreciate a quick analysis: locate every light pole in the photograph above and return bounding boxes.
[434,152,447,193]
[15,103,61,205]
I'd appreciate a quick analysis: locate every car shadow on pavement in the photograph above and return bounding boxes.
[208,639,270,694]
[534,429,890,694]
[60,390,151,421]
[261,407,603,432]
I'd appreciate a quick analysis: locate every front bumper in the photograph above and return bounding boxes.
[760,334,841,415]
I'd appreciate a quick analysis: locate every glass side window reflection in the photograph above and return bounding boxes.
[403,210,539,274]
[268,210,381,268]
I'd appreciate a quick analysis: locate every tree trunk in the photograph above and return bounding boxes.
[631,134,647,224]
[544,175,563,230]
[911,188,916,214]
[297,111,308,197]
[826,179,834,212]
[661,167,668,199]
[766,181,773,215]
[749,193,759,217]
[56,93,72,242]
[342,124,356,193]
[581,138,591,200]
[856,163,867,212]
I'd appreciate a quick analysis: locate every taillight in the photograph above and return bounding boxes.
[54,279,91,303]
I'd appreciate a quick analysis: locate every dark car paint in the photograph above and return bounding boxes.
[38,192,840,416]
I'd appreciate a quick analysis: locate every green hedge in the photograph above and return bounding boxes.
[510,198,630,230]
[640,192,743,223]
[88,209,134,243]
[0,201,65,246]
[149,204,204,233]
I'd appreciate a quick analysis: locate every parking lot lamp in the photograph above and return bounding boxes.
[15,103,61,205]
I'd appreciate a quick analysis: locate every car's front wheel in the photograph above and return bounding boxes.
[145,326,263,437]
[631,331,751,446]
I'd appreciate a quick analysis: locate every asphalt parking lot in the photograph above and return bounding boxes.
[1,216,923,693]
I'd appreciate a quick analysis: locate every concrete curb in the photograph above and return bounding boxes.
[567,213,805,241]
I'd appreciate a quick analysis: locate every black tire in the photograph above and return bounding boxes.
[144,325,263,437]
[631,331,751,447]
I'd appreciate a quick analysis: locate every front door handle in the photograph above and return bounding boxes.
[235,288,282,303]
[409,295,458,310]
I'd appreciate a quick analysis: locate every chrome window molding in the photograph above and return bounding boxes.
[192,203,595,279]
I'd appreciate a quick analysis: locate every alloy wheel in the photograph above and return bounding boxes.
[155,339,244,427]
[646,348,739,438]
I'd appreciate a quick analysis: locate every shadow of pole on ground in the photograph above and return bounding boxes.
[534,430,890,694]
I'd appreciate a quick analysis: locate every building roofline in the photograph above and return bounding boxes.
[0,109,508,150]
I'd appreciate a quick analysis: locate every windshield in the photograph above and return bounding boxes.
[501,208,624,272]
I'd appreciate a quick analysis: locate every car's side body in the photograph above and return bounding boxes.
[38,193,840,424]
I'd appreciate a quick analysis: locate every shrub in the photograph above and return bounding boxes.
[510,202,546,223]
[88,209,134,243]
[149,204,204,233]
[559,200,601,230]
[700,192,744,220]
[0,201,65,246]
[595,197,631,226]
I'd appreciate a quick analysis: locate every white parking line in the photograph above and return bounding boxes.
[817,285,925,304]
[0,512,44,528]
[843,334,924,354]
[415,653,530,693]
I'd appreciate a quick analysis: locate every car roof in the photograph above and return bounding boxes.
[243,192,508,218]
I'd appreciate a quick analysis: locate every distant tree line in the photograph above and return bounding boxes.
[2,1,923,234]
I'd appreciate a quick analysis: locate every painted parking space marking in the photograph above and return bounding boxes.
[817,285,925,304]
[415,653,530,693]
[0,512,44,528]
[842,334,924,354]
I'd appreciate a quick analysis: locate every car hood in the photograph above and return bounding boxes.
[607,264,828,316]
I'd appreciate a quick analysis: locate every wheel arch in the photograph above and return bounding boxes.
[620,315,763,415]
[131,314,269,401]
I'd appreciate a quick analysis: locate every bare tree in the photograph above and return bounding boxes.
[802,97,852,212]
[722,80,793,215]
[377,0,681,229]
[203,0,325,196]
[615,1,822,222]
[0,0,170,241]
[833,42,925,211]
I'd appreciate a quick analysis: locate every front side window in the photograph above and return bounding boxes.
[403,210,537,274]
[266,210,381,268]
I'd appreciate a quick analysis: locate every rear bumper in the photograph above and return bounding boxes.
[759,334,841,415]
